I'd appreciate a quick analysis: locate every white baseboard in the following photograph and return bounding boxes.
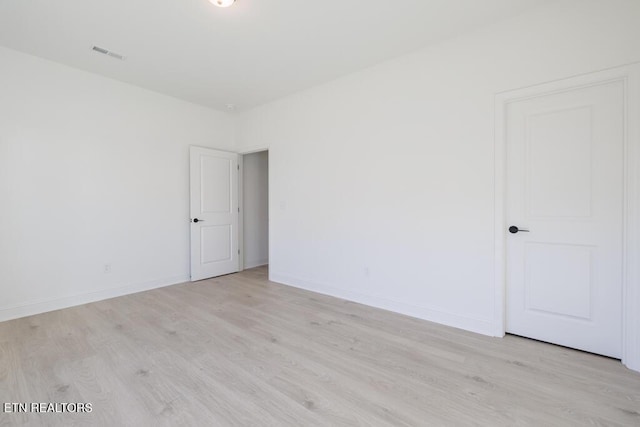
[244,259,269,269]
[2,270,494,338]
[0,275,190,323]
[270,272,494,336]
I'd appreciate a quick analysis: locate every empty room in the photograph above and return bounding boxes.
[1,0,640,425]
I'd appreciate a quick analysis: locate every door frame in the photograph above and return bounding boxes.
[493,63,640,371]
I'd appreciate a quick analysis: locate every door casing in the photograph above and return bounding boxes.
[493,63,640,371]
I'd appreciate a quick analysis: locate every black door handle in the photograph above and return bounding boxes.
[509,226,529,234]
[192,218,204,223]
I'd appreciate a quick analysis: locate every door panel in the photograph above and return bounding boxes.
[506,80,624,358]
[524,242,593,320]
[527,106,593,218]
[201,156,232,213]
[201,225,232,264]
[190,147,239,281]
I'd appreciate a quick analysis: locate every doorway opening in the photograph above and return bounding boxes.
[241,150,269,270]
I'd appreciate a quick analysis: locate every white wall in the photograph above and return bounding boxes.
[0,46,234,321]
[235,0,640,335]
[242,151,269,269]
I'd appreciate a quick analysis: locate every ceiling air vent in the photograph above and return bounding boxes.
[91,46,125,60]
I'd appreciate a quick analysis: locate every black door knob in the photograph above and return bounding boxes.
[509,226,529,234]
[192,218,203,223]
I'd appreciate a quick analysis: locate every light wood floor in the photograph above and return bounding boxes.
[1,266,639,426]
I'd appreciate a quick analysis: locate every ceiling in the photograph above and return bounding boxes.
[0,0,553,112]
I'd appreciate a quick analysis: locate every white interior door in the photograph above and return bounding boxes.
[505,79,624,358]
[190,146,239,281]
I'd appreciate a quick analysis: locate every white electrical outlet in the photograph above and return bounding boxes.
[104,264,112,274]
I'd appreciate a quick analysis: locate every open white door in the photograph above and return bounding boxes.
[190,146,239,281]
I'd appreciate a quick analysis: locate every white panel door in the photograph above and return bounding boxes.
[505,80,624,358]
[190,146,239,281]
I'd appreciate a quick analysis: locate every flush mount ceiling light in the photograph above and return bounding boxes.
[209,0,235,7]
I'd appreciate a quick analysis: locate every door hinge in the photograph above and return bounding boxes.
[238,207,240,213]
[237,164,240,170]
[238,249,240,255]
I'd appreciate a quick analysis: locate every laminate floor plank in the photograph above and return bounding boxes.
[195,300,572,426]
[151,285,416,426]
[1,266,639,426]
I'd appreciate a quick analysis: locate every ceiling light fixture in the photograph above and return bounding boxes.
[209,0,235,7]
